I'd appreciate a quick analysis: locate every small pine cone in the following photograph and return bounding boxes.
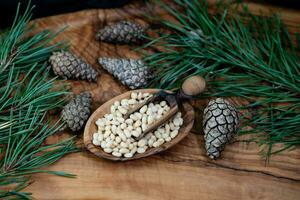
[203,98,239,159]
[98,57,153,89]
[96,21,146,44]
[49,51,98,82]
[61,92,92,132]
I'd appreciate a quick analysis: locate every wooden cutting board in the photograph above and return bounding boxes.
[25,1,300,199]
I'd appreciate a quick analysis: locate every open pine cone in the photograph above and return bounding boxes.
[96,21,146,44]
[203,98,239,159]
[49,51,98,82]
[61,92,92,132]
[98,57,153,89]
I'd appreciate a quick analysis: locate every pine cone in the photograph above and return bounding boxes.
[96,21,146,44]
[49,51,98,82]
[203,98,239,159]
[61,92,92,132]
[98,57,153,89]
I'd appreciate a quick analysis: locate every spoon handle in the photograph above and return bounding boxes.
[124,95,157,119]
[133,76,206,140]
[134,105,179,140]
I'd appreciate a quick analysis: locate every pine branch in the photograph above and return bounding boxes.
[141,0,300,156]
[0,2,78,199]
[0,176,32,199]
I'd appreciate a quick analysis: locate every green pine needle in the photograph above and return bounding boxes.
[141,0,300,157]
[0,2,78,199]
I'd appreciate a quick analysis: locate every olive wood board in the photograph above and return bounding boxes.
[23,0,300,199]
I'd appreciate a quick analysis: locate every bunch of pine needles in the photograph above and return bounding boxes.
[0,3,78,199]
[142,0,300,157]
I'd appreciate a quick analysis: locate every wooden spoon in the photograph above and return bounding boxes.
[129,76,206,140]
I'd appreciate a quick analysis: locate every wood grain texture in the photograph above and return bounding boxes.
[84,89,194,161]
[24,1,300,199]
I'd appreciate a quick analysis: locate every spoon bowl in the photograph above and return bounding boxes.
[83,89,194,161]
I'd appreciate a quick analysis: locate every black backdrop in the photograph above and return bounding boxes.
[0,0,299,28]
[0,0,131,28]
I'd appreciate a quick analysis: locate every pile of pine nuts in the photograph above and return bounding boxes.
[93,92,183,158]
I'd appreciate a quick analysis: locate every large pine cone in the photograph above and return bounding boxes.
[96,21,145,44]
[50,51,98,82]
[61,92,92,132]
[98,57,153,89]
[203,98,239,159]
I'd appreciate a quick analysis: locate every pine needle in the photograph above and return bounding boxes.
[141,0,300,157]
[0,2,78,199]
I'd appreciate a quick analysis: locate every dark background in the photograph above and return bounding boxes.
[0,0,299,28]
[0,0,131,28]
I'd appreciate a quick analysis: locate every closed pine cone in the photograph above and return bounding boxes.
[61,92,92,132]
[203,98,239,159]
[96,21,145,44]
[98,57,153,89]
[49,51,98,82]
